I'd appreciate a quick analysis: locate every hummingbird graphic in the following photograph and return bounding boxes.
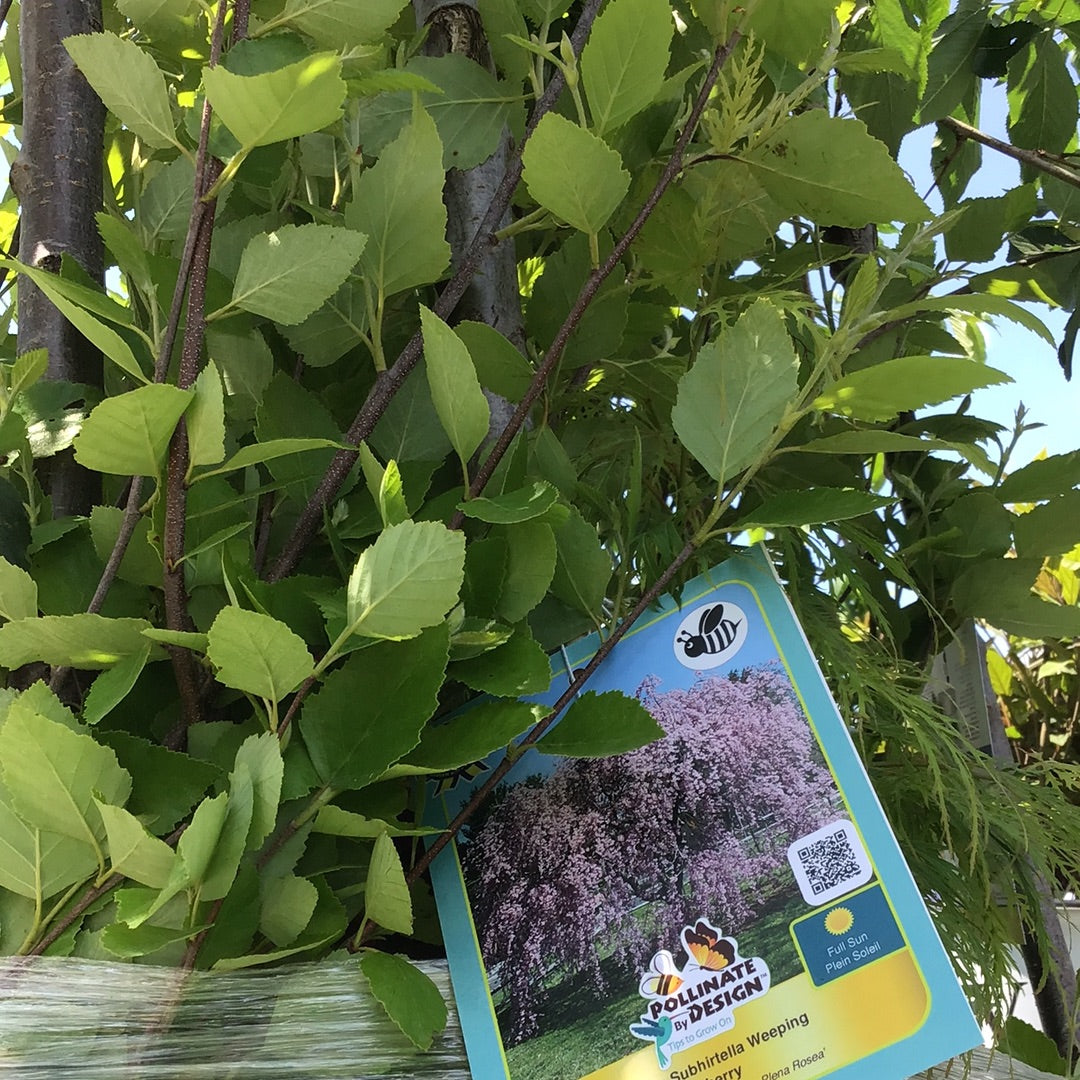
[630,1015,674,1068]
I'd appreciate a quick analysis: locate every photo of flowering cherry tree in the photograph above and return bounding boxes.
[458,662,843,1078]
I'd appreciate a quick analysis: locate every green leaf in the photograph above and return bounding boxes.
[82,644,152,725]
[206,607,315,703]
[536,690,663,757]
[551,508,612,617]
[1001,1016,1069,1076]
[203,53,346,150]
[377,460,409,528]
[420,304,490,464]
[117,0,197,38]
[278,279,368,368]
[794,431,953,454]
[582,0,672,135]
[405,699,541,771]
[193,437,345,482]
[349,105,451,298]
[233,732,284,850]
[95,799,176,887]
[522,113,630,236]
[98,731,221,834]
[452,632,552,697]
[814,356,1011,421]
[357,54,522,171]
[312,805,440,837]
[141,628,209,651]
[225,224,366,325]
[141,157,196,245]
[345,520,465,640]
[364,831,412,935]
[0,711,131,849]
[453,321,534,401]
[1014,493,1080,558]
[0,795,97,901]
[458,482,560,524]
[953,559,1080,638]
[279,0,408,47]
[743,113,929,225]
[0,556,37,621]
[73,385,193,477]
[101,922,205,960]
[187,363,226,469]
[64,33,178,149]
[89,506,162,587]
[300,627,449,789]
[731,489,893,529]
[260,873,319,946]
[744,0,835,65]
[360,950,448,1051]
[0,614,156,669]
[918,3,983,125]
[672,299,799,484]
[1,260,148,383]
[885,294,1055,345]
[1008,36,1078,160]
[998,451,1080,502]
[499,521,557,623]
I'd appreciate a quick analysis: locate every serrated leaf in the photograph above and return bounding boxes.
[744,0,835,65]
[360,950,448,1050]
[405,699,541,771]
[203,53,345,150]
[953,558,1080,638]
[582,0,673,134]
[794,431,952,454]
[1008,36,1077,161]
[499,521,556,623]
[458,481,559,524]
[193,437,345,482]
[349,105,451,298]
[207,607,314,703]
[731,489,893,529]
[0,711,131,851]
[96,800,176,887]
[280,0,408,47]
[64,33,177,149]
[312,805,440,837]
[73,384,193,477]
[345,520,465,640]
[300,627,449,789]
[998,451,1080,502]
[260,873,319,946]
[743,113,929,225]
[453,321,534,401]
[233,732,284,850]
[364,831,412,935]
[1001,1016,1070,1076]
[886,294,1055,344]
[535,690,663,757]
[0,796,98,901]
[814,356,1011,421]
[187,363,226,468]
[451,632,552,697]
[89,506,162,588]
[225,224,366,325]
[1,259,148,383]
[0,555,37,621]
[0,614,155,669]
[672,299,798,484]
[101,922,205,959]
[1014,493,1080,558]
[419,304,489,464]
[522,113,630,236]
[82,643,152,725]
[550,508,612,618]
[279,279,367,368]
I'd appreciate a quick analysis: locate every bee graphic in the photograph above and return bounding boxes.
[676,603,741,659]
[639,949,684,998]
[431,759,488,795]
[683,920,735,972]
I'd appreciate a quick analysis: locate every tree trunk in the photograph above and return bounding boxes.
[17,0,105,517]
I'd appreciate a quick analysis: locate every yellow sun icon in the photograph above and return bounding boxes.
[824,907,854,936]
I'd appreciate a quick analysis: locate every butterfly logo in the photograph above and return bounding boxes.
[683,920,735,971]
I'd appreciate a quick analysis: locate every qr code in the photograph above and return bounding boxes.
[787,820,872,905]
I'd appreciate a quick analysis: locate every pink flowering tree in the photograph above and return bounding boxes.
[460,662,838,1043]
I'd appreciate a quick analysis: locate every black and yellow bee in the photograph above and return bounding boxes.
[639,950,684,997]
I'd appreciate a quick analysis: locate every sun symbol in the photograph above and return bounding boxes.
[824,907,854,936]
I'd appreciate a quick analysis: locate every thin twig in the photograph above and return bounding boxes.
[342,537,701,950]
[450,31,743,528]
[264,0,607,582]
[940,116,1080,190]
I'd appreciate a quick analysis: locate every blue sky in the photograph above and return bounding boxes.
[898,85,1076,468]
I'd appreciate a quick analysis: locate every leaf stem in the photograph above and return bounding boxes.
[264,0,608,582]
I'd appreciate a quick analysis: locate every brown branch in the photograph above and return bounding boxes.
[264,0,607,582]
[449,31,743,528]
[940,116,1080,190]
[342,536,701,951]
